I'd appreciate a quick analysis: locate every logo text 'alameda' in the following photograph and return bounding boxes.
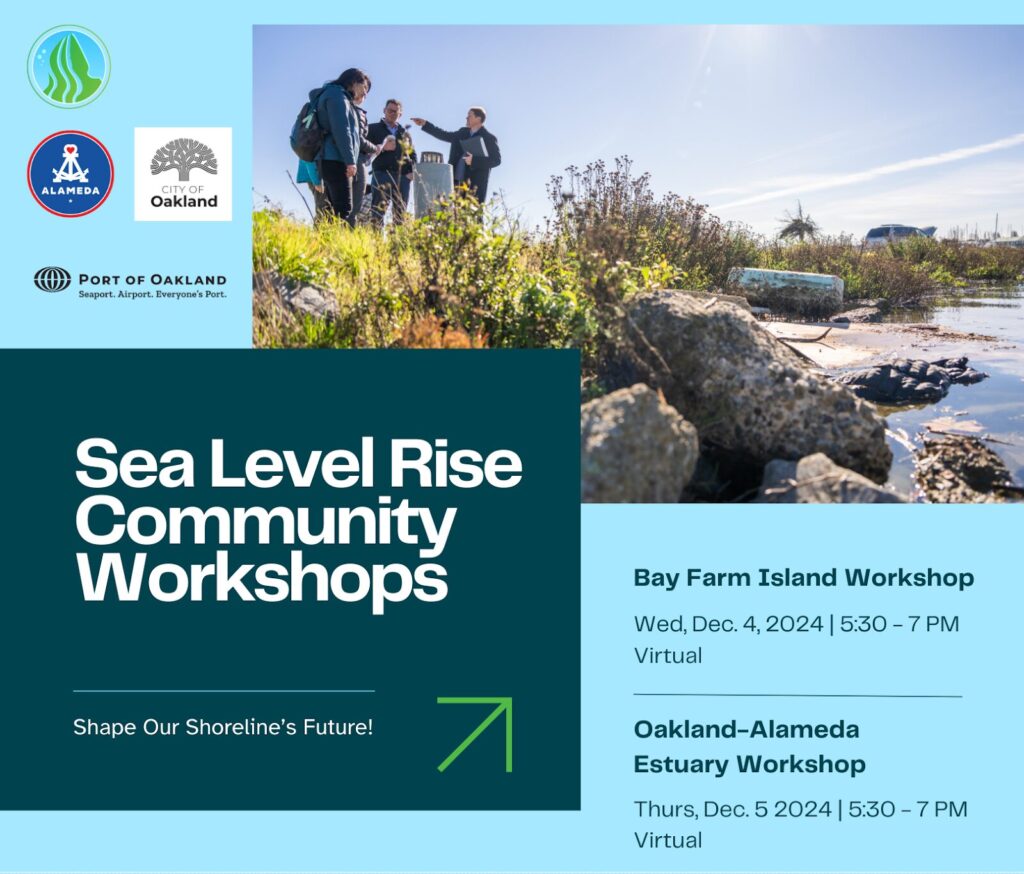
[28,131,114,217]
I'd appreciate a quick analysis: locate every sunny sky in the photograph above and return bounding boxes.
[253,25,1024,239]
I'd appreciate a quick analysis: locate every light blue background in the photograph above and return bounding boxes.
[2,505,1021,871]
[4,2,1024,871]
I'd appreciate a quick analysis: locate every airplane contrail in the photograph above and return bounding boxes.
[713,132,1024,210]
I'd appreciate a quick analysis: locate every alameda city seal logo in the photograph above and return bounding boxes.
[28,131,114,217]
[28,26,110,108]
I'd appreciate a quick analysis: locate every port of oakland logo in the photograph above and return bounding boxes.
[28,131,114,217]
[28,26,110,108]
[34,266,72,292]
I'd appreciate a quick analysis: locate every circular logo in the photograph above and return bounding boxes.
[34,266,72,292]
[28,131,114,217]
[28,26,110,108]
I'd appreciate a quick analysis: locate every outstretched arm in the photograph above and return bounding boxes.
[417,120,462,144]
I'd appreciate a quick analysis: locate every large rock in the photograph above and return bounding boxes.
[915,434,1021,503]
[581,384,699,503]
[832,305,882,323]
[933,357,989,385]
[608,291,892,482]
[253,270,339,321]
[837,357,988,405]
[757,453,907,503]
[668,289,752,312]
[727,267,844,318]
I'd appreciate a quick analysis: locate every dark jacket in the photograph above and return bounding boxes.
[355,105,377,164]
[314,83,360,165]
[421,121,501,202]
[367,120,417,176]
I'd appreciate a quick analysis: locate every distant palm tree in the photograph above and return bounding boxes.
[778,201,820,242]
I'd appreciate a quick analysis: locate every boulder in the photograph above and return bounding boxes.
[932,357,988,385]
[581,384,699,503]
[836,357,988,405]
[253,270,339,322]
[607,291,892,482]
[668,289,753,313]
[915,434,1022,503]
[832,306,882,323]
[757,453,907,503]
[727,267,844,318]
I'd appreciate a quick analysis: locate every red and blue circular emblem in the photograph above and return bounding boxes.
[27,130,114,217]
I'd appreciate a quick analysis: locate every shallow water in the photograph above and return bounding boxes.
[880,285,1024,497]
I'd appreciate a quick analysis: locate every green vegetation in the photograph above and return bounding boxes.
[759,234,1024,307]
[254,190,604,356]
[254,157,1024,355]
[44,34,102,104]
[777,201,820,242]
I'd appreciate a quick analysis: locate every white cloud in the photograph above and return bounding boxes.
[717,157,1024,237]
[713,132,1024,211]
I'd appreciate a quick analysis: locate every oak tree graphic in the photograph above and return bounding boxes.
[150,139,218,182]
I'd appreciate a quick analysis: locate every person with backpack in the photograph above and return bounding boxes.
[311,68,371,224]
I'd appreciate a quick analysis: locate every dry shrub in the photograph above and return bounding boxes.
[394,315,488,349]
[546,157,758,289]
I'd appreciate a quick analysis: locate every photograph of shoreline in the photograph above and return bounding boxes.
[252,25,1024,504]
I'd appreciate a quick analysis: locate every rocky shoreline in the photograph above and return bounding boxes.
[581,290,1021,504]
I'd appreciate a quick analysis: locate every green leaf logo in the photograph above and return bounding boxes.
[44,33,101,103]
[28,26,110,108]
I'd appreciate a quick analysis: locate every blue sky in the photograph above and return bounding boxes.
[254,25,1024,238]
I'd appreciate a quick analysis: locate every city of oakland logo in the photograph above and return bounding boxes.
[28,131,114,217]
[151,138,218,183]
[28,26,110,108]
[134,127,232,222]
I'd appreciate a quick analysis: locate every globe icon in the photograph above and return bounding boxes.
[34,267,72,292]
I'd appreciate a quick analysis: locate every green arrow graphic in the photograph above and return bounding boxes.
[436,696,513,773]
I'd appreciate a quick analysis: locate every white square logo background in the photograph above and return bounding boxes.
[135,127,232,222]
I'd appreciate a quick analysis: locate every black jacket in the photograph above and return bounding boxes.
[421,122,501,202]
[355,105,377,162]
[367,121,417,176]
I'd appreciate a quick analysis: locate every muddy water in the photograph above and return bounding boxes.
[880,285,1024,497]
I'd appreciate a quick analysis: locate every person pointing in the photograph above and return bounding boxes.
[410,106,501,203]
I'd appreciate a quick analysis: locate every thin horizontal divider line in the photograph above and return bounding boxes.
[72,689,376,694]
[633,692,961,699]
